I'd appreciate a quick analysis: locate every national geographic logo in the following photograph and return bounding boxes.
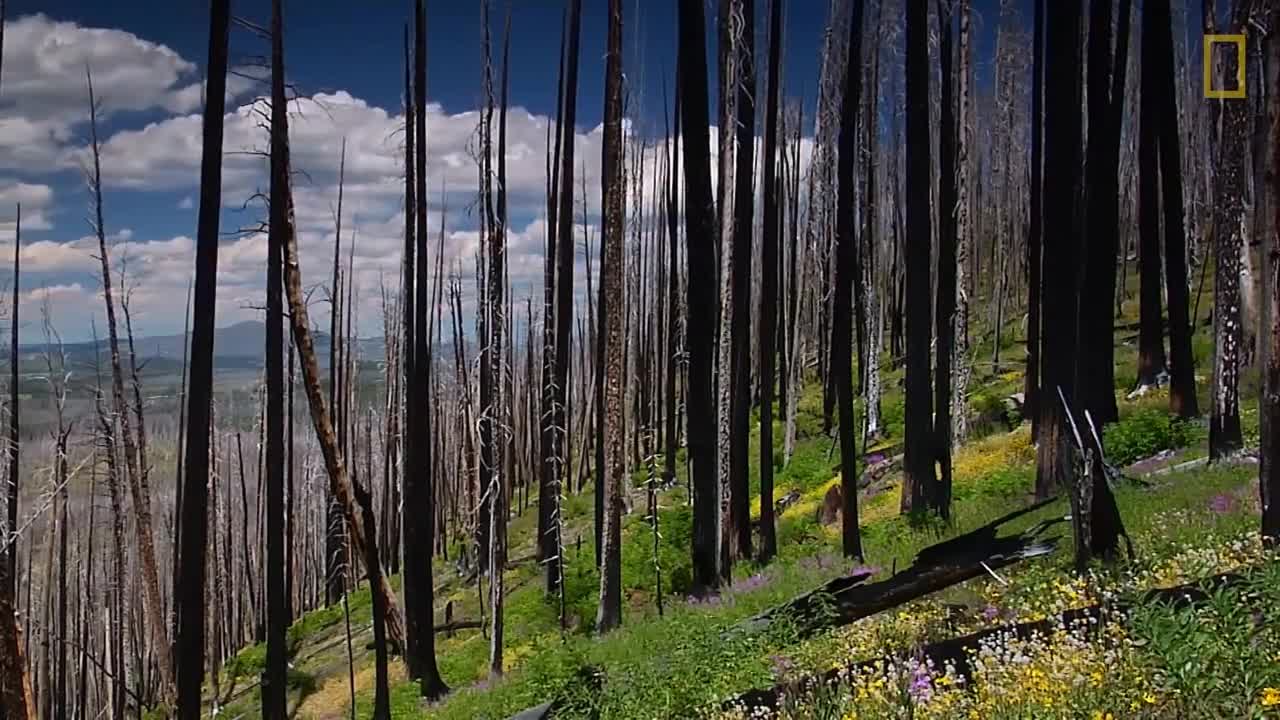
[1204,34,1246,100]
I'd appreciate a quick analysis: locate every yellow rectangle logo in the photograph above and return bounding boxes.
[1204,34,1247,99]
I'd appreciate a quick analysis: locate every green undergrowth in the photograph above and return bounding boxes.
[212,282,1275,720]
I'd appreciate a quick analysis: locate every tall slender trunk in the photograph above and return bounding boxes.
[833,0,866,558]
[86,66,173,703]
[172,5,230,691]
[275,18,408,669]
[1026,0,1044,438]
[1036,0,1083,498]
[0,200,33,720]
[757,0,783,563]
[952,0,972,446]
[1137,0,1167,391]
[901,0,936,514]
[934,0,957,520]
[405,0,448,697]
[597,0,626,633]
[1262,1,1280,546]
[262,1,289,713]
[1209,3,1250,459]
[677,0,722,593]
[1151,0,1198,418]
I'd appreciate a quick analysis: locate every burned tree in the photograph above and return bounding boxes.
[901,0,937,513]
[677,0,722,593]
[597,0,625,633]
[174,1,230,714]
[757,0,784,562]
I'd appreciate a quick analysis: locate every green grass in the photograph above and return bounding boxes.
[212,277,1275,720]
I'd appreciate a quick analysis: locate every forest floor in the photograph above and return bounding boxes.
[210,292,1280,720]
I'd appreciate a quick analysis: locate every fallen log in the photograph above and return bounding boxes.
[731,498,1064,640]
[723,570,1252,713]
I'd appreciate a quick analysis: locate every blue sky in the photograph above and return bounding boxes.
[1,0,1094,344]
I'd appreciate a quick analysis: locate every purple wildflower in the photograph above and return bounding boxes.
[908,664,933,701]
[769,654,796,679]
[1209,493,1236,514]
[982,605,1000,621]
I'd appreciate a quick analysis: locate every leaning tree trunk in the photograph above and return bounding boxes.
[276,57,407,660]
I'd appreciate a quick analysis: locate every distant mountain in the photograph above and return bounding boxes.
[21,320,387,369]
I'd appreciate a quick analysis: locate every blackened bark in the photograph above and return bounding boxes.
[1078,0,1125,423]
[677,0,722,592]
[539,11,568,595]
[1264,2,1280,546]
[664,73,681,488]
[729,0,756,561]
[934,0,956,521]
[1151,0,1198,418]
[597,0,625,633]
[1209,4,1250,459]
[1035,0,1083,498]
[263,2,288,715]
[175,1,229,714]
[833,0,866,558]
[1026,0,1044,439]
[406,0,448,697]
[1137,0,1167,390]
[551,0,582,583]
[901,0,936,514]
[758,0,783,562]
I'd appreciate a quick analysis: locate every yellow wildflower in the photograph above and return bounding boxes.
[1262,687,1280,707]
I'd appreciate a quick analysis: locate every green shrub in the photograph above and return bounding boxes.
[1103,407,1204,467]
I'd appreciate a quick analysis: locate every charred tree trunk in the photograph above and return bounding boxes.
[262,0,289,713]
[1026,0,1044,439]
[728,0,756,563]
[1261,0,1280,546]
[1209,3,1250,460]
[757,0,783,563]
[935,0,957,521]
[405,0,448,697]
[276,18,408,669]
[1036,0,1084,498]
[86,67,173,703]
[1137,0,1168,390]
[0,202,33,720]
[174,2,230,713]
[677,0,722,594]
[1078,0,1127,423]
[901,0,937,514]
[1151,0,1199,418]
[597,0,626,633]
[833,0,866,559]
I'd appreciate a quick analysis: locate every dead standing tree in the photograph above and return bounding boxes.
[596,0,626,634]
[84,67,174,704]
[0,203,34,720]
[677,0,722,594]
[270,23,408,662]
